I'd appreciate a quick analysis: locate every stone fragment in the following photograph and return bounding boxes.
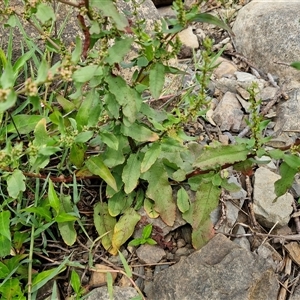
[213,57,238,79]
[257,242,282,270]
[291,175,300,198]
[284,242,300,267]
[212,91,244,131]
[136,244,166,264]
[149,234,279,300]
[253,167,294,229]
[233,0,300,85]
[236,86,250,100]
[260,86,279,101]
[177,27,199,58]
[89,265,117,287]
[86,287,139,300]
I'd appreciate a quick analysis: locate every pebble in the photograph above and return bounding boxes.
[136,244,166,264]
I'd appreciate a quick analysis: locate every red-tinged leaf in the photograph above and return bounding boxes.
[142,161,176,226]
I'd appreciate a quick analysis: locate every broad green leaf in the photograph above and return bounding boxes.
[172,169,186,181]
[194,144,249,170]
[72,65,103,83]
[91,0,129,30]
[177,187,190,213]
[110,208,141,255]
[121,123,159,142]
[71,270,81,294]
[1,63,15,88]
[71,37,83,64]
[144,198,159,218]
[57,195,77,246]
[69,143,86,168]
[220,178,241,193]
[103,147,125,168]
[0,48,7,69]
[100,132,119,150]
[0,235,11,257]
[0,89,17,113]
[7,170,26,199]
[0,211,11,241]
[188,13,233,35]
[55,213,77,223]
[283,153,300,169]
[149,63,165,99]
[76,90,102,130]
[36,3,56,23]
[86,156,117,191]
[94,202,116,251]
[268,149,285,160]
[0,262,9,278]
[0,278,23,299]
[122,154,141,194]
[74,131,94,143]
[31,261,67,293]
[13,49,34,77]
[118,250,132,277]
[48,180,60,214]
[191,181,220,249]
[143,161,176,226]
[141,143,161,173]
[34,118,51,146]
[56,94,76,113]
[105,38,134,65]
[108,191,134,216]
[36,58,49,84]
[6,115,45,134]
[274,162,298,198]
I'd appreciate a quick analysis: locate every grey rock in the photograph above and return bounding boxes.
[86,286,139,300]
[260,86,279,101]
[291,175,300,198]
[149,234,279,300]
[136,244,166,264]
[253,167,294,229]
[213,57,237,79]
[212,91,244,132]
[290,284,300,300]
[233,0,300,84]
[232,225,251,251]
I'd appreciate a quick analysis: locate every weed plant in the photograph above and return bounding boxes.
[0,0,299,299]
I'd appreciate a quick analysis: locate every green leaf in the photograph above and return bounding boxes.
[1,63,15,88]
[72,65,103,83]
[55,213,77,223]
[141,143,161,173]
[274,162,298,198]
[7,115,45,134]
[105,38,134,65]
[118,250,132,277]
[48,180,60,214]
[86,156,117,191]
[74,131,94,143]
[194,144,249,170]
[122,154,141,194]
[7,170,26,199]
[13,49,34,77]
[0,211,11,241]
[188,13,233,35]
[76,90,101,130]
[90,0,129,30]
[56,94,76,113]
[36,3,56,23]
[149,63,165,99]
[142,224,153,239]
[0,89,17,113]
[34,118,51,146]
[191,181,221,249]
[283,153,300,169]
[291,61,300,70]
[69,143,86,168]
[71,37,83,64]
[100,132,119,150]
[144,198,159,218]
[142,161,176,226]
[31,261,67,293]
[0,278,23,299]
[121,123,159,142]
[57,195,77,246]
[177,187,190,213]
[71,270,81,294]
[108,191,134,216]
[94,202,116,251]
[35,58,49,84]
[111,208,140,255]
[0,235,11,257]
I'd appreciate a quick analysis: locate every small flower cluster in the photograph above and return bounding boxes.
[24,78,38,96]
[0,88,10,102]
[59,58,76,82]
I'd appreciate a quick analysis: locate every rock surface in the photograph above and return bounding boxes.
[253,167,294,229]
[149,234,279,300]
[233,0,300,85]
[86,286,139,300]
[136,244,166,264]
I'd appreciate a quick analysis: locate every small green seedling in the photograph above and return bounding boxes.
[128,224,157,247]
